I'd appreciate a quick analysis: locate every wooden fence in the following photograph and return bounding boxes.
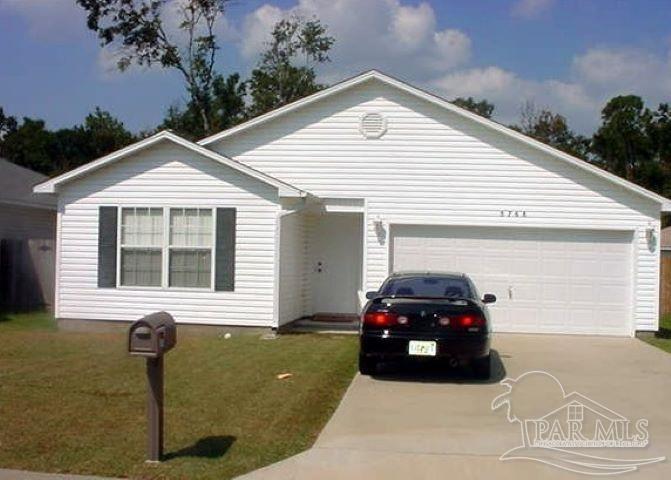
[0,238,55,311]
[661,251,671,317]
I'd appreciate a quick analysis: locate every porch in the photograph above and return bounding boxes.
[277,199,365,330]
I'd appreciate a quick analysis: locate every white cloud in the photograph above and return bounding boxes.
[239,0,471,79]
[0,0,87,40]
[430,46,671,133]
[511,0,555,19]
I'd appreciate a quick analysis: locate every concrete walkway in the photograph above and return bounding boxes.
[237,334,671,479]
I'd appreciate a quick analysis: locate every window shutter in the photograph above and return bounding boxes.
[215,208,236,291]
[98,206,118,288]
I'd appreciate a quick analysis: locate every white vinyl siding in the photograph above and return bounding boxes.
[211,79,661,332]
[278,211,309,325]
[56,142,279,326]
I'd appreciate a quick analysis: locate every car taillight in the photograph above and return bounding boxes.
[451,313,485,329]
[363,311,398,327]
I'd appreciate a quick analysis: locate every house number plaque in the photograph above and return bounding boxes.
[500,210,527,217]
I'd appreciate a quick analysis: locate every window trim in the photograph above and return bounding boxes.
[115,206,217,291]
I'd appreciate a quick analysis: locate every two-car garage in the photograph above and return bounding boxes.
[390,225,633,336]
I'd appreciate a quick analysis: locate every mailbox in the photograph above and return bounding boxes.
[129,311,176,358]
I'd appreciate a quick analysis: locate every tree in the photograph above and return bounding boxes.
[592,95,653,182]
[0,107,18,139]
[0,118,54,174]
[0,108,134,175]
[248,16,334,116]
[77,0,230,135]
[452,97,494,119]
[82,107,135,161]
[160,72,246,139]
[650,103,671,167]
[515,101,590,160]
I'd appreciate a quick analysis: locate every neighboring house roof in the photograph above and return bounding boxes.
[661,227,671,250]
[33,130,307,198]
[0,157,56,210]
[199,69,671,211]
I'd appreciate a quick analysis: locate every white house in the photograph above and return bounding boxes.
[35,71,671,336]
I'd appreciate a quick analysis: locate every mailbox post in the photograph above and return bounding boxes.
[128,312,177,462]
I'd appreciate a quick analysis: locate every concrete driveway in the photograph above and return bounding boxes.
[238,334,671,479]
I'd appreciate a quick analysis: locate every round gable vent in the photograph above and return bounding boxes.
[359,112,387,139]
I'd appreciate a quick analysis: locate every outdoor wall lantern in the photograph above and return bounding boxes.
[646,224,657,252]
[373,216,386,245]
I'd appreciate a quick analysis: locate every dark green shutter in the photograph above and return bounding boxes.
[98,206,118,288]
[215,208,236,291]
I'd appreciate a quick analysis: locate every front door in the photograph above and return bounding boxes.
[311,213,363,314]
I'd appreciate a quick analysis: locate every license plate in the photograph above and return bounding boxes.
[408,340,437,356]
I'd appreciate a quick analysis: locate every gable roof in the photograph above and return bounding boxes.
[0,158,56,210]
[33,130,306,198]
[199,69,671,211]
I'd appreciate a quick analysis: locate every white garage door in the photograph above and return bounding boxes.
[391,226,633,335]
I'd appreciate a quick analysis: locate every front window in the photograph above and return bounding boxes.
[169,208,213,288]
[120,208,163,287]
[380,276,473,298]
[118,207,214,289]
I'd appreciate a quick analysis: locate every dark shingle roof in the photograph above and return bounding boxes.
[0,158,55,209]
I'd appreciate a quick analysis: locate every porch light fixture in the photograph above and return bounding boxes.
[646,225,656,245]
[373,216,387,245]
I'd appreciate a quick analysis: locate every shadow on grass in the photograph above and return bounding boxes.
[370,349,507,385]
[656,327,671,339]
[164,435,236,460]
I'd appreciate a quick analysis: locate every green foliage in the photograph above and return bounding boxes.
[452,97,495,119]
[0,107,18,139]
[248,16,334,116]
[0,118,55,174]
[514,101,590,160]
[160,73,247,139]
[592,95,653,181]
[77,0,231,134]
[0,107,134,175]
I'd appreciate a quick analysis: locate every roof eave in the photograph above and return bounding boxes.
[32,130,307,199]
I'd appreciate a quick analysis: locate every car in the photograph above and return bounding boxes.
[358,272,496,378]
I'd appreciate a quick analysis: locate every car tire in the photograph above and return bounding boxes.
[472,354,491,379]
[359,353,378,375]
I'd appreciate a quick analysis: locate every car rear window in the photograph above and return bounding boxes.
[380,276,473,298]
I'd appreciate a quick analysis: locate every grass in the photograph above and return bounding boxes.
[0,312,358,479]
[638,314,671,353]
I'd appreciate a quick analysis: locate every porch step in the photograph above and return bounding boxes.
[312,313,359,323]
[283,317,359,335]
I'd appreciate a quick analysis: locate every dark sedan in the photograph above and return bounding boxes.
[359,272,496,377]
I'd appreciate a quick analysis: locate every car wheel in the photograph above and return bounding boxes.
[472,354,491,379]
[359,353,378,375]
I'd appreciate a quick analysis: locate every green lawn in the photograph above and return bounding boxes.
[639,314,671,354]
[0,312,358,479]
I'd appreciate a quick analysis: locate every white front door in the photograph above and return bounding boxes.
[311,213,363,314]
[390,225,633,336]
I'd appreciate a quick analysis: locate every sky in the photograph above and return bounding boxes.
[1,0,670,135]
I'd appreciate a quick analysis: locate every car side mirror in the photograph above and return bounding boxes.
[482,293,497,304]
[365,291,379,300]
